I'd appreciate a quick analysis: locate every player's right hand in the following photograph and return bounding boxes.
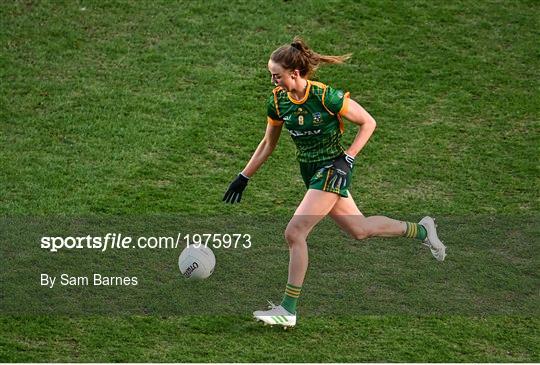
[223,173,249,204]
[326,153,355,190]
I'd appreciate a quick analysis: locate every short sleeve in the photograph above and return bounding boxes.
[324,86,350,115]
[266,94,283,125]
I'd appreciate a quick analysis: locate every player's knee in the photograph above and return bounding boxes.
[284,223,306,246]
[284,226,299,246]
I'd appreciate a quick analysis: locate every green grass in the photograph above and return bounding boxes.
[1,316,538,362]
[1,0,539,362]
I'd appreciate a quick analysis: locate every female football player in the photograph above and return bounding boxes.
[223,37,446,328]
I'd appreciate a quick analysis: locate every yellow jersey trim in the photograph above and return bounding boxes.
[338,92,351,116]
[311,81,335,116]
[287,80,312,104]
[336,92,350,134]
[272,86,284,118]
[267,116,283,126]
[310,81,326,88]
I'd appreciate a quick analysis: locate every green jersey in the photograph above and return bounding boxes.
[267,80,350,163]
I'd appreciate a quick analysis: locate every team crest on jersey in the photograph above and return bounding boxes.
[312,112,322,125]
[294,108,308,116]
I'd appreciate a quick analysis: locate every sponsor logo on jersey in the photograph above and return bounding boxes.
[288,129,321,137]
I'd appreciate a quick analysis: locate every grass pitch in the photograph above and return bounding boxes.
[1,0,538,362]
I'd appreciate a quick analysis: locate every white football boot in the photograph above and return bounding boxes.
[419,216,446,261]
[253,301,296,328]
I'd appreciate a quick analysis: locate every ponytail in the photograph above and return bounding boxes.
[270,36,351,78]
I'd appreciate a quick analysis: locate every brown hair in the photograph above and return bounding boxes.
[270,36,352,78]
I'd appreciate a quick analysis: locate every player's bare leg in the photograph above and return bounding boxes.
[329,194,406,238]
[285,189,339,285]
[254,189,339,327]
[329,194,446,260]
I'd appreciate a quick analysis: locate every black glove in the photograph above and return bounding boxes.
[327,153,355,191]
[223,173,249,204]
